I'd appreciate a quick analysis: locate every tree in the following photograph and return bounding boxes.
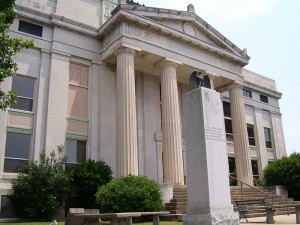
[0,0,34,110]
[264,153,300,200]
[10,146,71,221]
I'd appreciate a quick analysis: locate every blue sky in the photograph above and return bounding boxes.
[140,0,300,155]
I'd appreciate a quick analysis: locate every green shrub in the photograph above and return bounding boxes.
[66,159,113,209]
[10,146,70,221]
[96,175,164,213]
[264,153,300,200]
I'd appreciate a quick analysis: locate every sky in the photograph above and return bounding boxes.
[139,0,300,155]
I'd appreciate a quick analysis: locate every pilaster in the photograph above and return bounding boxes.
[44,51,70,153]
[228,82,253,185]
[254,107,268,179]
[33,49,51,161]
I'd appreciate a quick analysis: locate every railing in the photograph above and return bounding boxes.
[229,175,289,213]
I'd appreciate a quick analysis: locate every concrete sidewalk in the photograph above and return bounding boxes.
[240,214,297,225]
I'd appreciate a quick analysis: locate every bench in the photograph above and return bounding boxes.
[264,204,300,224]
[65,208,100,225]
[66,209,170,225]
[235,198,267,222]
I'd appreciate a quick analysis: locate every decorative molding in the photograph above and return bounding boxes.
[6,125,33,134]
[66,132,88,141]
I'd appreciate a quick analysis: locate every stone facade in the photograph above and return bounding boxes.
[0,0,286,216]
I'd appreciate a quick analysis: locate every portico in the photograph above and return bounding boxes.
[100,2,254,185]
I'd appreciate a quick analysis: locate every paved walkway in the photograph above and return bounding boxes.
[240,214,296,225]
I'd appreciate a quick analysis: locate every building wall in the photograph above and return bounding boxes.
[0,0,287,216]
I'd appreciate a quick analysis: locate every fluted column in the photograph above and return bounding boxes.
[158,59,184,185]
[228,83,253,185]
[115,47,138,177]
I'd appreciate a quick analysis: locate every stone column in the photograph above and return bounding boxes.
[115,47,138,177]
[157,59,184,185]
[228,82,253,186]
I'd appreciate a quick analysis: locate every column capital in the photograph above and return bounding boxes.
[204,70,219,80]
[154,57,183,69]
[227,81,244,90]
[114,44,141,57]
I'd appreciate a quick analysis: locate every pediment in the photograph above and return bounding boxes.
[100,4,249,64]
[156,19,231,52]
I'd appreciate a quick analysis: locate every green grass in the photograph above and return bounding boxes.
[0,221,182,225]
[0,223,64,225]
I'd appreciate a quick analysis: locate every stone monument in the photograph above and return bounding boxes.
[182,87,239,225]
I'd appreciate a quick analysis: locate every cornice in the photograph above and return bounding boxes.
[15,4,98,37]
[98,7,249,66]
[243,80,282,99]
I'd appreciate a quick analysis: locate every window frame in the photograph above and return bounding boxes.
[260,94,269,103]
[4,132,31,173]
[65,138,87,168]
[223,101,233,142]
[18,20,43,37]
[10,76,35,112]
[264,127,272,149]
[243,89,252,98]
[247,124,256,146]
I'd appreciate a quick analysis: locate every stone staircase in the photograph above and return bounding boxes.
[165,185,299,218]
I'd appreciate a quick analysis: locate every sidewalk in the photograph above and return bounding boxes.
[240,214,297,225]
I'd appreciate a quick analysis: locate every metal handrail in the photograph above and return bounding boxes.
[229,175,288,207]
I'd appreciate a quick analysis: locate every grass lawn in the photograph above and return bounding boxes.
[0,222,182,225]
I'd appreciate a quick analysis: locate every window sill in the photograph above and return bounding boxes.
[8,108,34,115]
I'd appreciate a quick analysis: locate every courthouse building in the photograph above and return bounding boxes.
[0,0,286,213]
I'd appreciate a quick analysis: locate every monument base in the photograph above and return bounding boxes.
[183,212,239,225]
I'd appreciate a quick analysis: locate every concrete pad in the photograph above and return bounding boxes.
[240,214,296,225]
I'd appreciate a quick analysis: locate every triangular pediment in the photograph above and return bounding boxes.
[110,4,249,62]
[99,4,250,64]
[156,19,231,51]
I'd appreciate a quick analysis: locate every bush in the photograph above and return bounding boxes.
[264,153,300,200]
[96,175,164,213]
[10,146,70,221]
[66,159,113,209]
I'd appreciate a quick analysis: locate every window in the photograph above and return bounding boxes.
[247,124,256,146]
[260,94,268,103]
[225,119,233,142]
[222,101,231,117]
[65,139,86,168]
[203,75,211,89]
[4,132,31,173]
[228,157,236,174]
[243,89,252,98]
[18,20,43,37]
[68,63,88,118]
[10,76,35,111]
[264,127,272,148]
[251,160,259,180]
[223,101,233,141]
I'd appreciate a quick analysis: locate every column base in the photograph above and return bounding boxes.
[183,212,239,225]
